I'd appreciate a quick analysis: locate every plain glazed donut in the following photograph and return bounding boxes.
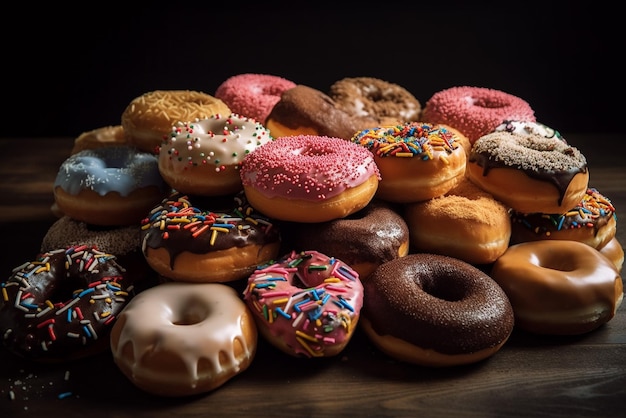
[240,135,381,223]
[53,146,170,226]
[361,254,514,367]
[467,131,589,214]
[509,187,617,250]
[140,192,281,283]
[600,238,624,272]
[328,77,422,125]
[110,282,257,397]
[350,122,467,203]
[281,199,410,280]
[71,125,127,154]
[242,250,364,358]
[157,114,273,196]
[491,240,623,335]
[404,177,511,265]
[265,84,378,140]
[121,90,231,154]
[215,73,297,124]
[421,86,536,144]
[0,246,137,362]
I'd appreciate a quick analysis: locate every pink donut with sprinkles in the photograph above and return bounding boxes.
[215,73,297,124]
[243,250,364,358]
[421,86,536,144]
[240,135,381,223]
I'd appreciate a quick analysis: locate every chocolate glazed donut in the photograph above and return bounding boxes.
[361,254,514,367]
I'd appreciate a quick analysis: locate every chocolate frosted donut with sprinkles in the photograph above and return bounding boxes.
[243,250,364,358]
[0,245,136,362]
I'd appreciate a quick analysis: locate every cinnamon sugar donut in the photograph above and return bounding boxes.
[215,73,296,123]
[121,90,231,153]
[491,240,623,335]
[111,282,257,396]
[404,177,511,265]
[467,131,589,214]
[265,85,378,140]
[328,77,421,125]
[422,86,536,144]
[361,254,514,367]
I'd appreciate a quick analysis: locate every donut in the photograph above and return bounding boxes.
[40,216,158,291]
[0,245,137,362]
[121,90,231,154]
[53,146,170,226]
[281,199,410,280]
[240,135,381,223]
[110,282,257,397]
[600,238,624,272]
[404,177,511,265]
[421,86,536,144]
[214,73,297,124]
[70,125,127,154]
[350,122,467,203]
[264,84,378,140]
[467,131,589,214]
[140,191,281,283]
[361,254,514,367]
[157,114,273,196]
[328,77,422,125]
[242,250,364,358]
[491,240,623,335]
[493,120,566,142]
[509,187,617,250]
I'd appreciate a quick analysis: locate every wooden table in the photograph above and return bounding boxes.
[1,135,625,417]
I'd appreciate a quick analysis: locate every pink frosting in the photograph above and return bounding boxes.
[240,135,381,201]
[422,86,536,144]
[243,250,364,357]
[215,73,296,124]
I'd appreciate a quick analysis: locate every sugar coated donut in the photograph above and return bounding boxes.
[215,73,296,124]
[350,122,467,203]
[509,187,617,250]
[601,238,624,272]
[0,245,137,362]
[140,192,281,283]
[467,131,589,214]
[110,282,257,397]
[281,199,410,280]
[328,77,422,125]
[121,90,231,153]
[71,125,127,154]
[240,135,380,222]
[242,250,364,358]
[361,254,514,367]
[53,146,170,226]
[422,86,536,144]
[491,240,623,335]
[265,84,378,140]
[158,114,273,196]
[494,120,565,142]
[404,177,511,265]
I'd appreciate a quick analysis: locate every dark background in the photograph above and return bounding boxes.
[3,1,623,138]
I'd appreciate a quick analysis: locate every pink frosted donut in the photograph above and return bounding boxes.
[215,73,296,124]
[240,135,381,223]
[421,86,536,144]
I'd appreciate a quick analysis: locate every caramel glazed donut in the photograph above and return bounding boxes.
[140,192,281,283]
[0,246,137,362]
[361,254,514,367]
[491,240,623,335]
[111,282,257,397]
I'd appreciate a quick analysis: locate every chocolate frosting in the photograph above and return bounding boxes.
[363,254,514,355]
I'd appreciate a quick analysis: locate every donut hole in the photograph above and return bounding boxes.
[173,298,210,325]
[537,255,578,272]
[420,276,468,302]
[471,96,509,109]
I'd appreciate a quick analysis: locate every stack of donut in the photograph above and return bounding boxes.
[1,77,624,399]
